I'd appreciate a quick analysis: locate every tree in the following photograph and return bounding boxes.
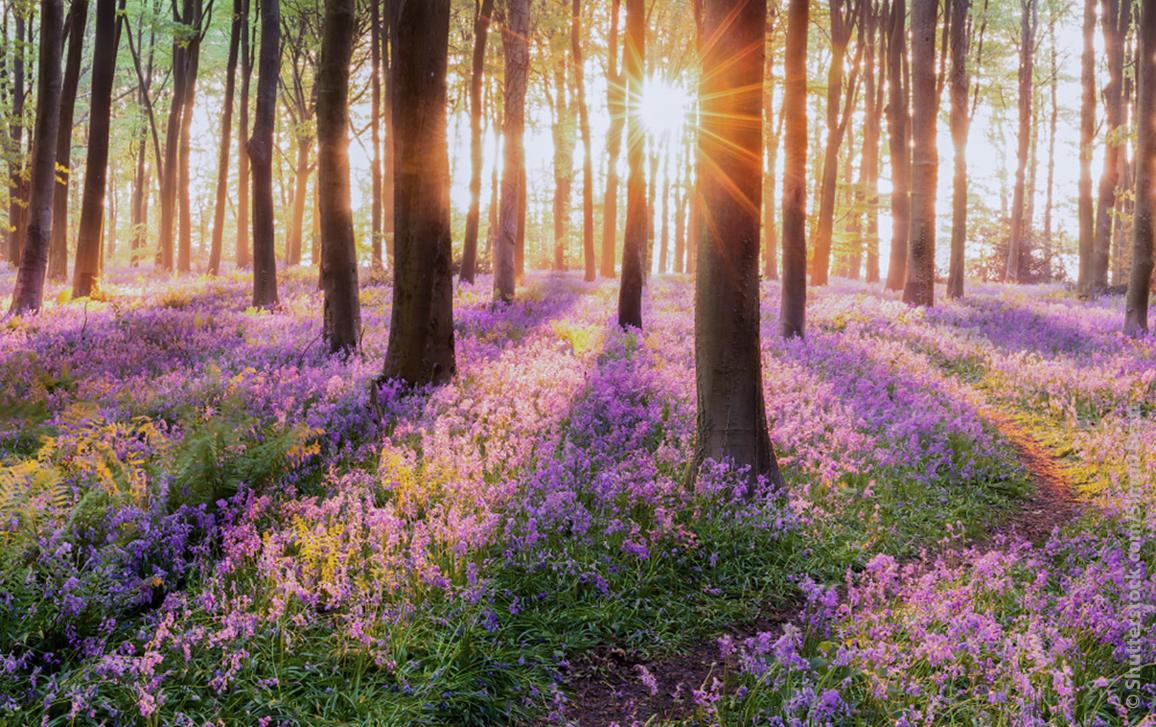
[1077,0,1095,292]
[762,13,782,280]
[383,0,455,386]
[316,0,359,352]
[600,0,622,278]
[884,0,911,292]
[207,0,243,275]
[572,0,595,281]
[49,0,89,282]
[692,0,782,489]
[1005,0,1036,282]
[237,0,253,269]
[947,0,971,298]
[780,0,808,338]
[249,0,280,307]
[72,0,120,298]
[176,0,205,273]
[494,0,529,302]
[369,0,384,271]
[9,0,65,315]
[1124,0,1153,333]
[617,0,645,328]
[902,0,936,306]
[459,0,495,284]
[6,13,28,269]
[1091,0,1129,290]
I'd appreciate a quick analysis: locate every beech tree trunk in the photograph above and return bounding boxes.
[383,0,455,386]
[762,22,779,281]
[1042,12,1058,277]
[862,0,884,284]
[902,0,936,307]
[9,0,64,315]
[368,0,383,271]
[460,0,494,284]
[884,0,910,291]
[573,0,595,281]
[601,0,623,278]
[1078,0,1096,292]
[1124,0,1153,333]
[72,0,119,298]
[236,0,252,269]
[317,0,359,352]
[1092,0,1128,290]
[494,0,529,302]
[780,0,808,338]
[208,0,242,275]
[617,0,645,328]
[177,10,202,273]
[7,15,27,268]
[1005,0,1035,283]
[692,0,781,490]
[249,0,279,307]
[549,64,573,273]
[947,0,969,298]
[49,0,88,281]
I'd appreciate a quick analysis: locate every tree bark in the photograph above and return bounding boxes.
[286,136,311,266]
[1092,0,1128,290]
[177,8,202,273]
[317,0,360,352]
[383,0,455,386]
[780,0,808,338]
[762,28,780,281]
[368,0,384,271]
[249,0,279,307]
[617,0,645,328]
[549,64,573,273]
[494,0,529,302]
[1041,10,1057,278]
[49,0,88,281]
[692,0,782,490]
[236,0,252,269]
[902,0,936,307]
[9,0,64,314]
[573,0,595,281]
[601,0,622,278]
[6,14,27,269]
[71,0,119,298]
[884,0,910,292]
[1005,0,1035,283]
[208,0,242,275]
[947,0,969,298]
[460,0,494,284]
[1078,0,1095,293]
[862,0,884,284]
[1124,0,1154,333]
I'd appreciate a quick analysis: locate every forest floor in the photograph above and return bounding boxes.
[0,269,1152,726]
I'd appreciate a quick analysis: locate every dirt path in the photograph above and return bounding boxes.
[550,397,1083,727]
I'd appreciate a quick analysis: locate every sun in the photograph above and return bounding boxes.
[638,76,693,138]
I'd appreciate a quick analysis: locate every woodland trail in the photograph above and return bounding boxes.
[552,391,1085,727]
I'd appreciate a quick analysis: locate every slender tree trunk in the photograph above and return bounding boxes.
[72,0,119,298]
[286,137,311,266]
[1006,0,1035,282]
[550,64,573,273]
[947,0,969,298]
[249,0,279,307]
[131,130,147,267]
[573,0,595,281]
[674,165,686,274]
[902,0,936,306]
[692,0,781,490]
[383,0,455,386]
[601,0,623,278]
[177,11,202,273]
[10,0,64,314]
[1092,0,1127,290]
[383,0,396,266]
[1078,0,1095,292]
[460,0,494,284]
[862,0,884,284]
[1124,0,1154,333]
[659,147,670,274]
[7,14,27,268]
[762,23,780,280]
[617,0,645,328]
[1042,13,1057,279]
[158,1,187,271]
[884,0,910,291]
[236,0,252,269]
[208,0,242,275]
[317,0,359,352]
[494,0,529,302]
[780,0,808,337]
[49,0,88,281]
[369,0,383,271]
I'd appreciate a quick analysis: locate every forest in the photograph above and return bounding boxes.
[0,0,1154,723]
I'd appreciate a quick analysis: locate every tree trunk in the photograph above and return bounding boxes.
[1092,0,1128,290]
[550,64,573,273]
[249,0,279,307]
[7,14,27,269]
[573,0,595,281]
[780,0,808,337]
[902,0,936,306]
[659,148,670,274]
[131,129,148,267]
[49,0,88,281]
[617,0,645,328]
[317,0,360,352]
[383,0,455,386]
[1078,0,1095,293]
[286,136,311,266]
[862,0,884,284]
[947,0,969,298]
[762,21,780,281]
[601,0,622,278]
[459,0,494,284]
[9,0,64,314]
[72,0,119,298]
[1042,11,1057,279]
[236,0,252,269]
[692,0,781,490]
[177,10,202,273]
[1005,0,1035,282]
[208,0,242,275]
[1124,0,1153,333]
[383,0,396,266]
[495,0,528,301]
[369,0,384,271]
[884,0,910,291]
